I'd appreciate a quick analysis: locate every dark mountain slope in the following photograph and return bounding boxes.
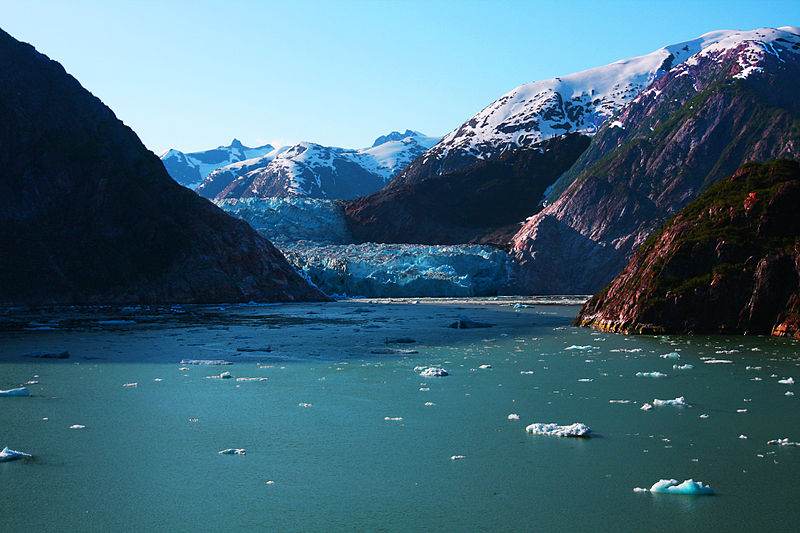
[0,28,327,305]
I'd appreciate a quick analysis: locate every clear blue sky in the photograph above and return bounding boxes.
[2,0,796,154]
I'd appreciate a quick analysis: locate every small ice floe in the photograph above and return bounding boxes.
[649,479,714,495]
[636,372,667,378]
[739,434,748,439]
[478,364,492,369]
[715,349,739,354]
[206,371,233,380]
[746,366,762,370]
[520,371,535,375]
[123,382,137,388]
[507,413,520,420]
[154,378,163,382]
[778,377,795,384]
[25,380,38,385]
[0,387,30,397]
[298,403,312,408]
[640,403,653,411]
[699,414,710,419]
[705,359,733,364]
[384,417,403,421]
[660,352,680,359]
[525,422,591,438]
[180,359,232,365]
[218,448,246,455]
[577,378,593,382]
[673,364,694,370]
[751,377,763,381]
[565,345,596,351]
[737,409,748,413]
[633,487,648,493]
[652,396,686,407]
[418,367,448,377]
[450,455,466,460]
[0,447,32,462]
[767,438,800,447]
[424,402,436,406]
[235,377,268,382]
[786,391,795,396]
[70,424,86,429]
[609,399,631,404]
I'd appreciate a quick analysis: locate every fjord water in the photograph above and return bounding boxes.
[1,300,799,532]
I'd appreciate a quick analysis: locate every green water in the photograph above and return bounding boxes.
[1,300,799,532]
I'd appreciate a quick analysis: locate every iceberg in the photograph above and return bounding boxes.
[507,413,520,420]
[660,352,680,359]
[180,359,232,365]
[640,403,653,411]
[419,367,448,377]
[767,438,800,447]
[0,387,30,397]
[218,448,246,455]
[673,364,694,370]
[525,422,591,438]
[0,447,32,462]
[649,479,714,495]
[565,345,596,351]
[450,455,467,460]
[652,396,686,407]
[705,359,733,364]
[778,377,795,384]
[636,371,667,378]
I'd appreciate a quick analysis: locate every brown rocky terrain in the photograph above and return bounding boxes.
[575,159,800,336]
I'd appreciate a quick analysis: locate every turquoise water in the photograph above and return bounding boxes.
[1,300,799,532]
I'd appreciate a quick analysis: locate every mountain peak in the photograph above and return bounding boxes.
[230,138,244,148]
[372,130,421,148]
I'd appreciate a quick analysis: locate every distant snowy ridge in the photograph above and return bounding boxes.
[197,131,440,200]
[395,28,792,186]
[160,139,274,189]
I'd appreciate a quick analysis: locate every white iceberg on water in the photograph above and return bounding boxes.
[767,438,800,447]
[418,367,448,377]
[0,447,32,462]
[636,372,667,378]
[653,396,686,407]
[0,387,30,397]
[218,448,246,455]
[649,479,714,495]
[525,422,591,438]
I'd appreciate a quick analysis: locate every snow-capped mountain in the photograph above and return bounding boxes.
[391,29,762,187]
[196,131,439,200]
[510,26,800,294]
[160,139,274,189]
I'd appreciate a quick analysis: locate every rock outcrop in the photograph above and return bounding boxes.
[0,28,328,305]
[575,160,800,336]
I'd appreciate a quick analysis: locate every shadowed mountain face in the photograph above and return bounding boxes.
[0,28,328,305]
[344,134,590,248]
[576,160,800,336]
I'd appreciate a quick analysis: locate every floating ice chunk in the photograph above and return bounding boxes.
[633,487,648,493]
[206,371,233,380]
[737,409,748,413]
[699,414,709,418]
[650,479,714,495]
[641,403,653,411]
[123,382,137,388]
[180,359,232,365]
[715,349,739,354]
[778,377,795,384]
[705,359,733,364]
[525,422,591,438]
[746,366,762,370]
[154,378,163,382]
[636,372,667,378]
[266,480,275,485]
[424,402,435,406]
[767,438,800,447]
[565,345,596,351]
[609,399,631,404]
[70,424,85,429]
[673,364,694,370]
[787,391,795,396]
[578,378,593,382]
[520,371,535,375]
[235,377,269,382]
[478,364,492,369]
[652,396,686,407]
[384,417,403,421]
[0,447,32,462]
[660,352,680,359]
[298,403,312,407]
[450,455,466,460]
[218,448,246,455]
[0,387,30,397]
[507,413,520,420]
[419,367,448,377]
[739,434,748,439]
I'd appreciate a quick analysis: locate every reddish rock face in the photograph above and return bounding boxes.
[575,160,800,337]
[0,28,328,305]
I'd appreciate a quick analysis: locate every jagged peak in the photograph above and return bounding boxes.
[371,130,423,148]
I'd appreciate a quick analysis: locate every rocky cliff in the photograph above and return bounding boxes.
[512,27,800,294]
[575,160,800,336]
[0,28,328,305]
